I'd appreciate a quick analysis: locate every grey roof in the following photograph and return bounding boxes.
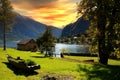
[17,39,34,45]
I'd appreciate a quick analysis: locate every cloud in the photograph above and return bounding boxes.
[10,0,80,28]
[10,0,58,9]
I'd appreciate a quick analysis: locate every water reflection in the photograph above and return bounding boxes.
[54,43,90,57]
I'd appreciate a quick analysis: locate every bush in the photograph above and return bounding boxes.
[25,59,36,66]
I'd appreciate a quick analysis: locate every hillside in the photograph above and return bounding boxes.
[0,14,62,47]
[61,15,89,37]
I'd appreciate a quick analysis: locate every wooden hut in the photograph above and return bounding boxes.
[17,39,38,51]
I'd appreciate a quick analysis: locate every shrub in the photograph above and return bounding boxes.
[25,59,36,66]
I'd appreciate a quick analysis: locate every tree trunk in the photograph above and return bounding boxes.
[98,25,109,65]
[99,51,109,65]
[3,21,6,51]
[97,0,108,65]
[44,47,48,57]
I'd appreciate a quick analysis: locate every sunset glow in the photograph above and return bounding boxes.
[10,0,80,28]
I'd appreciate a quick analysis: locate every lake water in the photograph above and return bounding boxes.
[0,41,17,48]
[53,43,90,57]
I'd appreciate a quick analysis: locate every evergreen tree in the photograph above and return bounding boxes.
[0,0,15,50]
[36,26,55,56]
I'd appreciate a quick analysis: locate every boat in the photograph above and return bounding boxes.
[6,54,40,71]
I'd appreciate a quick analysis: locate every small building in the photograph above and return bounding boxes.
[17,39,38,51]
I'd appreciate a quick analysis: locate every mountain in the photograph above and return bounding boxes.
[61,15,89,37]
[0,14,62,47]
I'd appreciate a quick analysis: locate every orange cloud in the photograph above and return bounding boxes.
[10,0,80,28]
[41,14,69,20]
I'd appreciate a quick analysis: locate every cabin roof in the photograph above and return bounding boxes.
[17,39,34,45]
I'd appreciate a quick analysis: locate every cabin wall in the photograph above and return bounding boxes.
[17,40,38,51]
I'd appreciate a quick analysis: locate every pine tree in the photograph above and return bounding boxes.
[0,0,15,50]
[36,26,55,56]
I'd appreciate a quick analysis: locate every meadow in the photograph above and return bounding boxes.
[0,48,120,80]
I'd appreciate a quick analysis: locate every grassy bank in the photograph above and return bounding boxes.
[0,48,120,80]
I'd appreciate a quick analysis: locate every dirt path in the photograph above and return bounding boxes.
[41,73,75,80]
[61,57,99,64]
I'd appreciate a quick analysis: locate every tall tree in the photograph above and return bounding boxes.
[0,0,15,50]
[77,0,120,64]
[36,26,55,56]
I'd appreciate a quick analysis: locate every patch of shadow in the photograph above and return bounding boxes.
[31,56,49,58]
[77,64,120,80]
[41,73,74,80]
[30,56,52,59]
[2,62,38,77]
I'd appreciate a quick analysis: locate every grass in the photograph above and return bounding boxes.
[0,48,120,80]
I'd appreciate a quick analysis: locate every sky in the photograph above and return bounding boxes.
[10,0,81,28]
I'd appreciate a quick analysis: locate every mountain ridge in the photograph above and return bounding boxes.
[0,14,89,48]
[61,15,89,37]
[0,13,62,47]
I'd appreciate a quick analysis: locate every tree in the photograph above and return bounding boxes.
[0,0,15,50]
[85,25,98,55]
[77,0,120,65]
[36,26,55,56]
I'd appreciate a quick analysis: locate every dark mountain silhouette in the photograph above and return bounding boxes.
[0,14,62,47]
[0,14,89,48]
[61,15,89,37]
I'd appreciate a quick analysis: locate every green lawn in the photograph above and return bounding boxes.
[0,48,120,80]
